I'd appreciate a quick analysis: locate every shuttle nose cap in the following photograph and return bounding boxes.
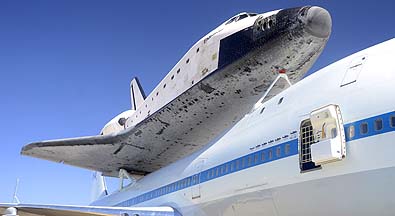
[303,6,332,38]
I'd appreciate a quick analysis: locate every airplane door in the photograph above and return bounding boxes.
[340,55,367,87]
[299,104,346,172]
[191,159,205,199]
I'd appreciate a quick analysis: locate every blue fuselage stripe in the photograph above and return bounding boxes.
[115,110,395,207]
[344,111,395,141]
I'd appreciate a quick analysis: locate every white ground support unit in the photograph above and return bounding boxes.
[310,105,346,165]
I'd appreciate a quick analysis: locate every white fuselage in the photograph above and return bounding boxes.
[93,35,395,216]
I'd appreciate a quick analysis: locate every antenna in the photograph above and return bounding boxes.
[12,178,20,204]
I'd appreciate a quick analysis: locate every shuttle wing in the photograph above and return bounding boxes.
[0,203,176,216]
[22,73,299,177]
[23,75,245,177]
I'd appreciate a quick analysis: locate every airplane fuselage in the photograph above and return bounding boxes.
[93,39,395,215]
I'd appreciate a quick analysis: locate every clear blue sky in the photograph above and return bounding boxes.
[1,0,394,205]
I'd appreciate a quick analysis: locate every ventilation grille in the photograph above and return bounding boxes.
[300,122,314,164]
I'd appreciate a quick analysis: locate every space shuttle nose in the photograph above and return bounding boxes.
[302,6,332,38]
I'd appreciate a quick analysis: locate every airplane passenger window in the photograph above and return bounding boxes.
[285,144,290,155]
[248,156,252,166]
[360,122,368,135]
[186,58,190,64]
[254,154,258,163]
[375,119,383,131]
[348,125,355,139]
[177,68,180,74]
[276,147,281,157]
[261,151,265,160]
[269,150,273,159]
[171,75,174,80]
[390,115,395,128]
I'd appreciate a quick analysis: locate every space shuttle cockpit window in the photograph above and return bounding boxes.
[225,13,249,25]
[238,14,248,21]
[225,17,238,25]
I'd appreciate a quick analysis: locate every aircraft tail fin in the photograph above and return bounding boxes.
[12,178,20,204]
[130,77,146,110]
[90,172,108,203]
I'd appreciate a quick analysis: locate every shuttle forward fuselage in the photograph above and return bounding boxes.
[93,39,395,216]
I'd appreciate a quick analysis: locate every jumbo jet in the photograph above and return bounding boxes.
[6,5,394,216]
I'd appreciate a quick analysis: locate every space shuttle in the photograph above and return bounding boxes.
[20,6,331,178]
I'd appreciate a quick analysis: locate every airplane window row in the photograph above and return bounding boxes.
[348,115,395,139]
[117,142,293,207]
[120,176,196,206]
[204,144,291,180]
